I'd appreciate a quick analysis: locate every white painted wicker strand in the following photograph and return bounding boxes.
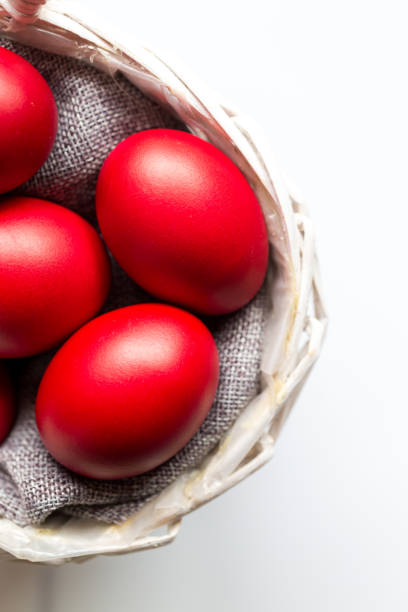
[0,0,327,564]
[1,0,44,25]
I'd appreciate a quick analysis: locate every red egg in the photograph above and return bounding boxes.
[0,196,111,358]
[36,304,219,480]
[0,47,58,194]
[96,129,269,315]
[0,362,14,444]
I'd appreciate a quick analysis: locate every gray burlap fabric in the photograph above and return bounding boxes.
[0,40,269,526]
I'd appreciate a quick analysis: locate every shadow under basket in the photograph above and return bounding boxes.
[0,0,327,564]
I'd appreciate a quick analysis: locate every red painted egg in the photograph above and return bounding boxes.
[96,129,269,315]
[0,363,14,444]
[36,304,219,480]
[0,47,58,194]
[0,196,111,358]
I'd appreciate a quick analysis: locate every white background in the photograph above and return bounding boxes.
[1,0,404,610]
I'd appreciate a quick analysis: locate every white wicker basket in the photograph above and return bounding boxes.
[0,0,327,564]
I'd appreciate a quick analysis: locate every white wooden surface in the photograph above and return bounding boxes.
[0,0,404,609]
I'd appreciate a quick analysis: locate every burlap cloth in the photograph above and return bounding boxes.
[0,40,269,526]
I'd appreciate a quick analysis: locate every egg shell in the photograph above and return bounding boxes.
[0,362,14,444]
[0,47,58,194]
[36,304,219,480]
[0,196,111,358]
[96,129,269,315]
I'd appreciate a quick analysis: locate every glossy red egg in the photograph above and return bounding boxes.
[0,196,111,358]
[0,47,58,194]
[36,304,219,480]
[0,362,14,444]
[96,129,269,315]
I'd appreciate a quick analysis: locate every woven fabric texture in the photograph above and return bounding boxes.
[0,40,269,526]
